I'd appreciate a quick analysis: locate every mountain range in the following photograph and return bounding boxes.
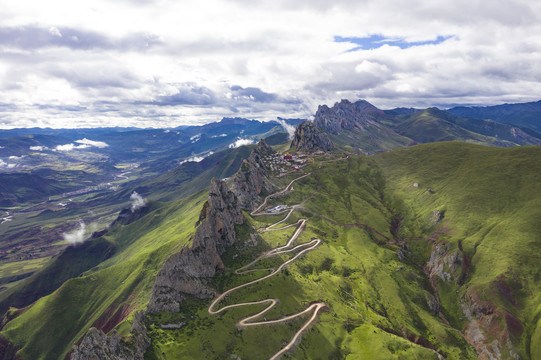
[0,99,540,360]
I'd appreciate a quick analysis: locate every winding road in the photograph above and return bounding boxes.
[208,173,328,360]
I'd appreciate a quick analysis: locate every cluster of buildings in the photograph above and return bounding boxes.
[263,153,307,174]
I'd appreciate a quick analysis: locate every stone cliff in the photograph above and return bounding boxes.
[147,178,244,313]
[71,311,149,360]
[313,99,388,134]
[290,121,334,153]
[231,139,276,210]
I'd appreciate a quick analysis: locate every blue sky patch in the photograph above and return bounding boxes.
[334,34,453,51]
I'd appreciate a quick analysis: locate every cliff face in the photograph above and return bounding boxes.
[147,178,244,313]
[231,139,276,211]
[313,99,388,134]
[290,121,335,153]
[71,311,149,360]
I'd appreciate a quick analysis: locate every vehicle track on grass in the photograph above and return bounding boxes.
[208,173,328,360]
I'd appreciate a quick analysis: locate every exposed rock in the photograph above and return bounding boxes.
[147,178,244,313]
[430,210,442,224]
[71,311,149,360]
[426,243,462,283]
[231,139,276,210]
[290,121,335,153]
[460,290,518,360]
[313,99,387,134]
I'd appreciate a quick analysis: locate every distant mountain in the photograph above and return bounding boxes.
[311,99,540,153]
[313,99,411,153]
[383,107,421,115]
[391,108,540,146]
[447,100,541,132]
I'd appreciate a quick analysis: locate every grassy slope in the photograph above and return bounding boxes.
[3,142,539,359]
[391,110,515,147]
[1,191,207,360]
[145,155,476,360]
[374,142,541,359]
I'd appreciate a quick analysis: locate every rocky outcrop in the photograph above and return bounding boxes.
[461,290,521,360]
[71,311,149,360]
[147,178,244,313]
[426,243,462,283]
[313,99,388,134]
[290,121,335,153]
[231,139,276,210]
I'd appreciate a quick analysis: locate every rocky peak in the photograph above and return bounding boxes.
[231,139,276,211]
[290,121,335,153]
[147,178,243,313]
[314,98,387,134]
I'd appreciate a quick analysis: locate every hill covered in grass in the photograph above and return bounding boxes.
[1,141,539,360]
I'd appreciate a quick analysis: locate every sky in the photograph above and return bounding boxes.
[1,0,541,128]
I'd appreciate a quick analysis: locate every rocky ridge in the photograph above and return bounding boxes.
[231,139,277,210]
[71,140,274,359]
[147,178,244,313]
[290,121,335,153]
[313,99,388,134]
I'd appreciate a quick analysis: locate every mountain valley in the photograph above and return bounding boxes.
[0,100,540,360]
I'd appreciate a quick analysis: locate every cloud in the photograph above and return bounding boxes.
[29,145,48,151]
[75,138,109,148]
[179,151,214,165]
[228,138,255,148]
[54,138,108,151]
[275,119,295,140]
[0,25,163,51]
[130,191,146,212]
[63,221,88,244]
[1,0,541,128]
[149,84,216,106]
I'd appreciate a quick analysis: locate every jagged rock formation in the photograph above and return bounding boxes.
[231,139,276,210]
[290,121,335,153]
[313,99,388,134]
[147,178,244,313]
[461,290,521,360]
[426,243,462,283]
[71,311,150,360]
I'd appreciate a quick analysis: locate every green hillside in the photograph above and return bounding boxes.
[374,142,541,359]
[1,191,206,360]
[391,110,514,146]
[1,142,539,359]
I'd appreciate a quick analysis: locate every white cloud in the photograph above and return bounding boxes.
[63,221,89,244]
[54,138,108,151]
[211,133,227,138]
[1,0,541,128]
[29,145,48,151]
[276,119,295,140]
[55,143,80,151]
[179,151,214,165]
[228,138,255,148]
[130,191,146,212]
[75,138,109,148]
